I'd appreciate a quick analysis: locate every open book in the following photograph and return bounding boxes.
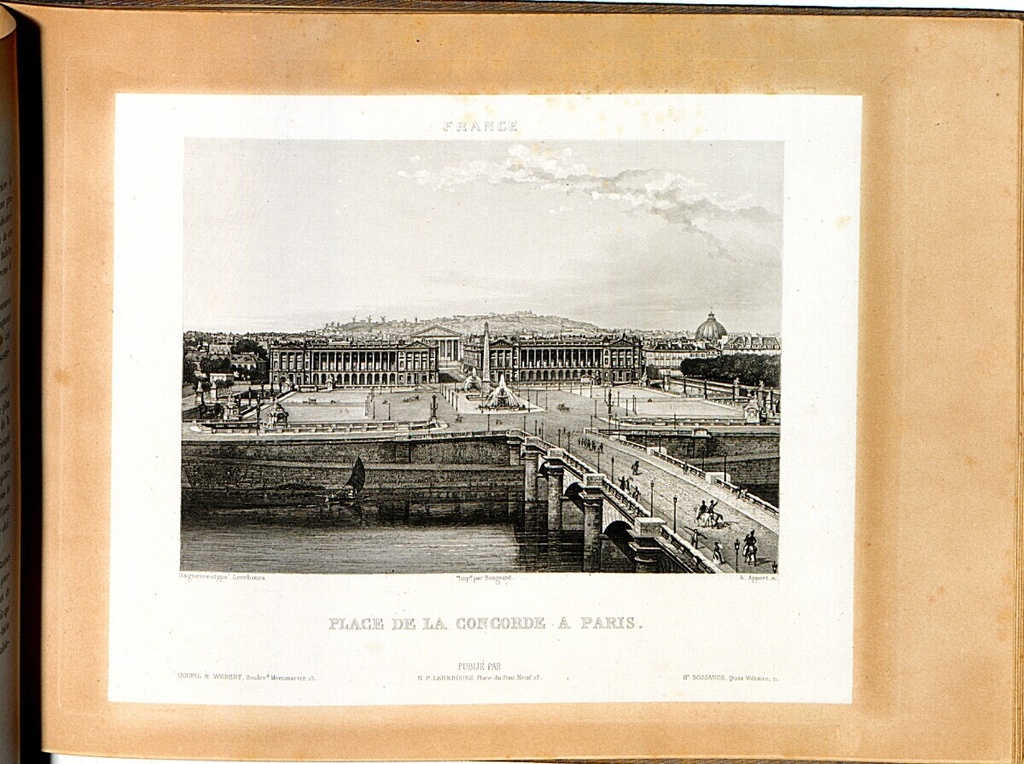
[0,2,1020,761]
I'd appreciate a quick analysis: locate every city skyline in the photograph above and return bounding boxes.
[184,139,783,334]
[182,308,782,338]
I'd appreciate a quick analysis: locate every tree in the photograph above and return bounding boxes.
[200,356,233,375]
[182,353,197,386]
[678,354,780,388]
[230,337,268,361]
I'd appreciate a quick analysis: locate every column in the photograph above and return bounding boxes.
[544,448,566,531]
[581,473,605,573]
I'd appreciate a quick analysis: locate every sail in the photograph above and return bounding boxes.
[345,456,366,495]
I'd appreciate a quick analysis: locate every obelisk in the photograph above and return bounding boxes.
[481,321,492,397]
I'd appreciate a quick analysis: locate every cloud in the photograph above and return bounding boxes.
[400,143,780,258]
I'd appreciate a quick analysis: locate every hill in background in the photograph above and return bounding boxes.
[326,311,608,337]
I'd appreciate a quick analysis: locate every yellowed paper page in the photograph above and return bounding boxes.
[24,6,1022,762]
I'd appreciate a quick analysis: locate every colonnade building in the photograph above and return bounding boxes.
[270,341,439,389]
[463,332,644,385]
[409,324,463,368]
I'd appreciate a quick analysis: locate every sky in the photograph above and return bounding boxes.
[183,138,783,334]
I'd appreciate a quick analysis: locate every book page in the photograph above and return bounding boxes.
[108,93,858,707]
[30,7,1020,762]
[0,8,17,764]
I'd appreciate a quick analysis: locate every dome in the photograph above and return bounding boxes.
[695,312,728,343]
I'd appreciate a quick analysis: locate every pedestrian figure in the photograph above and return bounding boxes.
[712,541,724,565]
[744,540,758,566]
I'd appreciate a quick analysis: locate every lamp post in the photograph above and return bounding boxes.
[611,456,615,482]
[649,479,655,511]
[673,495,678,533]
[734,538,741,570]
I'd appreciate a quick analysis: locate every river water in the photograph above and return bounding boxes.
[181,497,632,574]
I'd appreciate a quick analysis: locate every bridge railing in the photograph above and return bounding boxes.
[601,478,651,520]
[585,428,780,517]
[714,477,779,516]
[561,451,597,479]
[198,421,261,433]
[646,448,779,516]
[403,427,509,441]
[657,451,709,480]
[260,419,436,435]
[615,416,749,427]
[658,525,723,574]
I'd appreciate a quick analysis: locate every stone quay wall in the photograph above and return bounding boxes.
[181,434,520,497]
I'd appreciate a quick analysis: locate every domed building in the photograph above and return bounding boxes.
[695,311,728,346]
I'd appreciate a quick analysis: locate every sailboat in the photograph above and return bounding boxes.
[327,456,366,506]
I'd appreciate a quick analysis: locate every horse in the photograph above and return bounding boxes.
[695,507,708,527]
[708,511,724,529]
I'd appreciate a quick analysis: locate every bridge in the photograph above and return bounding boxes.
[518,434,722,574]
[519,427,779,574]
[181,426,751,573]
[578,431,778,570]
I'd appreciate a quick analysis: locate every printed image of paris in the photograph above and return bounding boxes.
[180,138,781,575]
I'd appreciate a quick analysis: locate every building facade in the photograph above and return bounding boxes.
[270,341,439,389]
[409,324,463,368]
[643,341,721,371]
[463,332,644,385]
[723,334,781,355]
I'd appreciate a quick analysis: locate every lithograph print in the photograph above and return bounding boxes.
[180,139,783,576]
[109,95,858,706]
